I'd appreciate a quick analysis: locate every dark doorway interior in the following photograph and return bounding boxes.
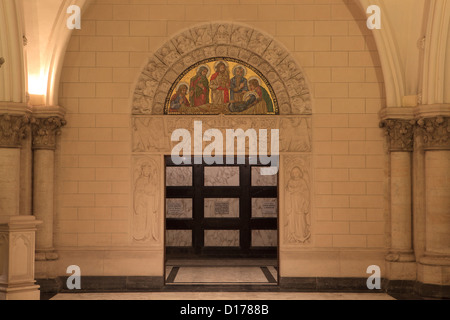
[165,156,278,259]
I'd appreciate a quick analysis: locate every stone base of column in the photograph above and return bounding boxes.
[0,283,41,300]
[36,249,59,261]
[418,254,450,285]
[385,251,416,281]
[0,216,42,301]
[417,255,450,299]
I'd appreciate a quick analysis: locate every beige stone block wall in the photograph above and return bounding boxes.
[54,0,387,278]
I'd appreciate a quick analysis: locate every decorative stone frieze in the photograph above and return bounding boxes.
[416,116,450,150]
[380,119,416,152]
[132,23,311,116]
[132,115,312,154]
[0,114,30,148]
[30,117,66,150]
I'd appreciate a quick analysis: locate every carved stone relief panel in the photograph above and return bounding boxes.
[212,23,233,44]
[155,42,180,67]
[204,230,240,247]
[132,156,161,244]
[172,31,197,56]
[131,23,312,116]
[231,25,253,49]
[166,199,192,219]
[283,155,312,245]
[252,198,278,218]
[166,166,193,187]
[252,230,278,247]
[166,230,192,247]
[10,233,34,282]
[252,167,278,186]
[248,30,272,56]
[132,116,312,154]
[204,167,240,187]
[132,117,170,153]
[204,198,240,218]
[280,117,312,152]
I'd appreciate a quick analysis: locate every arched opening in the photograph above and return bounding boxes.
[131,22,312,286]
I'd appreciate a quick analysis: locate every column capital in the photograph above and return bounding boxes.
[416,116,450,150]
[380,119,416,152]
[31,115,66,150]
[0,114,30,148]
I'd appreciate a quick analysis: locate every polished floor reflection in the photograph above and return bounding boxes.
[165,259,278,285]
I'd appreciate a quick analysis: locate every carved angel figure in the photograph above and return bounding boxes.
[285,166,311,243]
[133,161,159,242]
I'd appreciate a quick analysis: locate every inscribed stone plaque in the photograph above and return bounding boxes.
[166,166,192,186]
[252,230,278,247]
[204,167,240,186]
[166,199,192,219]
[204,198,239,218]
[251,167,278,186]
[252,198,278,218]
[204,230,240,247]
[166,230,192,247]
[215,202,229,215]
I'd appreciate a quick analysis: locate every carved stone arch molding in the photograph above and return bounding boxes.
[132,22,312,115]
[131,22,314,247]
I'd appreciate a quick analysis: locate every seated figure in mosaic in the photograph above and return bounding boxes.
[170,84,190,112]
[227,79,274,114]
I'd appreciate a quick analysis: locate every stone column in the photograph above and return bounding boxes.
[31,115,66,261]
[0,113,29,217]
[380,119,416,281]
[416,116,450,297]
[0,216,41,300]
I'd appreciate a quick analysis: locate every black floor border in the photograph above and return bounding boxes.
[38,277,450,300]
[261,267,277,284]
[166,267,180,284]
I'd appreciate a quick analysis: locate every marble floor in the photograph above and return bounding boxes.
[166,265,278,285]
[52,292,395,300]
[49,260,398,300]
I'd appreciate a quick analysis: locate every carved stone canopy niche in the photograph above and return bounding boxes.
[132,22,312,116]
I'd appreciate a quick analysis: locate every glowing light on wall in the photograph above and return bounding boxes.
[28,72,47,96]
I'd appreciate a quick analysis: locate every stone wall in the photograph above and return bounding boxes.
[52,0,387,279]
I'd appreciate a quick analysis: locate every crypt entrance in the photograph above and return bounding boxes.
[165,156,278,259]
[131,23,313,287]
[164,156,279,285]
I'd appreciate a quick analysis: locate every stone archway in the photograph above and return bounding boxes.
[130,23,314,274]
[132,22,312,116]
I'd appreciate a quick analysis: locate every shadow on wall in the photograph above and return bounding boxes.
[345,1,385,98]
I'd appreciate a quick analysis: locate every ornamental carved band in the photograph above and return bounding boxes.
[0,114,30,148]
[416,117,450,150]
[31,117,67,150]
[380,119,416,152]
[132,22,311,115]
